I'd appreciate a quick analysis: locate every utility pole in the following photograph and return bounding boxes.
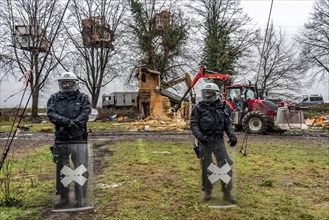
[0,78,2,108]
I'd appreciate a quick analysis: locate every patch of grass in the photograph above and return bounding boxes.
[0,146,54,219]
[259,178,275,187]
[0,121,127,132]
[0,121,126,133]
[0,121,54,133]
[94,139,201,219]
[91,138,329,219]
[236,138,329,219]
[87,121,124,132]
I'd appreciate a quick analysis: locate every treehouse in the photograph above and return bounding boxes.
[14,25,50,52]
[81,16,114,49]
[152,11,171,36]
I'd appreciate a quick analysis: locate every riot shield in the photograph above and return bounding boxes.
[52,141,93,212]
[198,139,237,208]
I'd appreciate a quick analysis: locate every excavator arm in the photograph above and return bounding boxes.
[175,66,231,111]
[162,73,191,89]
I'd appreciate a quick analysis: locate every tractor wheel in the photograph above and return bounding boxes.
[242,111,269,134]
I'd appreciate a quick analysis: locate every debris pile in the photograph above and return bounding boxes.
[113,118,188,131]
[305,115,329,129]
[101,66,192,131]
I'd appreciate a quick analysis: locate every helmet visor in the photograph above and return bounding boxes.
[202,89,218,103]
[59,80,77,93]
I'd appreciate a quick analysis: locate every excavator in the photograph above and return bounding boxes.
[162,72,195,104]
[177,66,308,134]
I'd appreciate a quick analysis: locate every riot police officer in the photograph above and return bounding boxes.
[47,72,91,208]
[190,83,237,204]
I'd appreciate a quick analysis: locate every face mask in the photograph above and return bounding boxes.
[59,80,77,93]
[202,90,218,103]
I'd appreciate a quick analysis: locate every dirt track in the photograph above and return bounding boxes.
[1,130,328,156]
[1,129,329,141]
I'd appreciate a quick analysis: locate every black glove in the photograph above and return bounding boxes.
[199,136,209,145]
[60,117,71,126]
[193,145,200,159]
[228,136,237,147]
[68,120,80,131]
[73,120,82,128]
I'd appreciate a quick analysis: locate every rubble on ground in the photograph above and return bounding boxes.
[113,117,189,131]
[305,115,329,129]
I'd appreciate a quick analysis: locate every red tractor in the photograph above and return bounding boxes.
[224,84,279,134]
[178,66,307,134]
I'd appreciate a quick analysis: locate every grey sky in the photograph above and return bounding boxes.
[241,0,328,101]
[1,0,327,108]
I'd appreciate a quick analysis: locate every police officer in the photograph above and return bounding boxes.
[190,83,237,204]
[47,72,91,208]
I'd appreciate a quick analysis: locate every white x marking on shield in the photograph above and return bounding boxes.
[60,164,87,187]
[207,162,231,185]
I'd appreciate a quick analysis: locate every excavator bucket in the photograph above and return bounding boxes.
[275,104,308,130]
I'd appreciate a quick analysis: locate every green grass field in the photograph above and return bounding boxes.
[1,136,328,219]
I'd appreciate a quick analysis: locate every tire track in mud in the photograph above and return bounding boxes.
[1,130,328,142]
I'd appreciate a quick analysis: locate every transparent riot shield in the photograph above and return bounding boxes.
[52,141,93,212]
[198,139,237,208]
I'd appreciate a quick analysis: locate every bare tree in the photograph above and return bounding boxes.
[0,17,15,78]
[189,0,258,81]
[297,0,329,82]
[0,0,69,119]
[128,0,189,83]
[60,0,127,108]
[256,23,307,100]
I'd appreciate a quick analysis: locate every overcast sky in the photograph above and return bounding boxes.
[240,0,328,101]
[0,0,327,108]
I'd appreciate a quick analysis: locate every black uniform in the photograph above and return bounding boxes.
[47,90,91,207]
[190,100,237,202]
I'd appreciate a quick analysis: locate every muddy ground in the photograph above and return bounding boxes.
[0,130,328,219]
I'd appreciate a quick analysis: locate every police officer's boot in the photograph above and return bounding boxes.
[54,193,69,208]
[204,189,212,201]
[221,181,237,204]
[76,186,85,207]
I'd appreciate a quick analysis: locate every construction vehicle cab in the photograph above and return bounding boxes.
[225,85,258,111]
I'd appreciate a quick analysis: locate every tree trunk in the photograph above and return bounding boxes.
[90,84,96,108]
[31,90,39,118]
[31,50,39,119]
[93,87,100,109]
[92,95,98,108]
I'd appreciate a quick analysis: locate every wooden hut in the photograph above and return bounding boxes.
[137,67,161,119]
[137,66,190,120]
